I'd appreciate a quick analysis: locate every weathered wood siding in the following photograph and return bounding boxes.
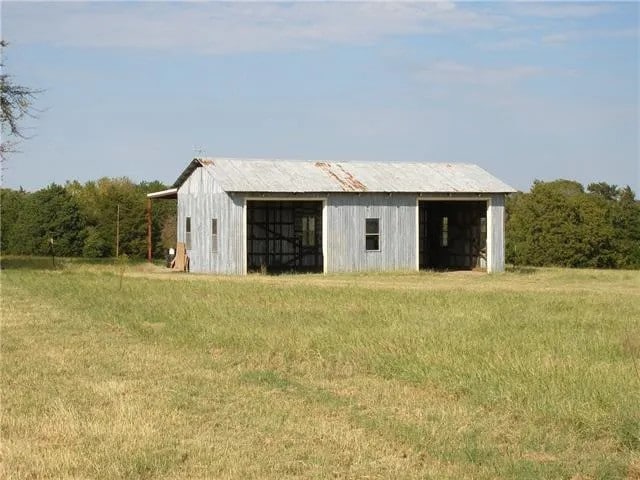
[487,194,506,273]
[177,168,244,274]
[325,193,417,273]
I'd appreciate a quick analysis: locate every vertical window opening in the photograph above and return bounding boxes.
[365,218,380,251]
[441,216,448,247]
[211,218,218,253]
[302,216,315,247]
[185,217,192,250]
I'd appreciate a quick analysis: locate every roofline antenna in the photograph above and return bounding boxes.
[194,146,206,158]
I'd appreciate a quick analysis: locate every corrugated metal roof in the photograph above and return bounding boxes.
[173,157,516,193]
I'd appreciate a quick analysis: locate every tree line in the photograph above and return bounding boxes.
[1,177,639,268]
[1,178,176,259]
[506,180,639,269]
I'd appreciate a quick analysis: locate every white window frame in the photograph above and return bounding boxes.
[365,218,380,252]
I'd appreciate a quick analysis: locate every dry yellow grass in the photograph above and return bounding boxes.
[1,258,639,478]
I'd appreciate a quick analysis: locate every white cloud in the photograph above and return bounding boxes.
[415,61,545,86]
[479,37,536,51]
[482,26,638,50]
[508,2,614,19]
[542,32,575,45]
[543,27,639,45]
[3,1,509,54]
[7,2,629,56]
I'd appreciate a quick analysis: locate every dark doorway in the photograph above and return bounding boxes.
[247,200,323,273]
[419,201,487,270]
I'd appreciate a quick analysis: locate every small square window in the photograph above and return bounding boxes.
[365,218,380,251]
[366,218,379,234]
[366,235,379,251]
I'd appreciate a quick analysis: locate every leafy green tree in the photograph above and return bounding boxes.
[66,177,173,259]
[82,226,109,258]
[587,182,620,201]
[37,184,85,256]
[507,180,583,267]
[13,184,86,256]
[0,187,28,253]
[2,178,176,260]
[576,193,617,267]
[612,186,640,267]
[507,179,639,269]
[138,180,176,258]
[81,177,144,257]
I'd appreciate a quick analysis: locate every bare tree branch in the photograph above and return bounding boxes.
[1,39,41,162]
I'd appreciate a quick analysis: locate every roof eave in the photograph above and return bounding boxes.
[147,188,178,199]
[172,158,205,189]
[226,188,517,194]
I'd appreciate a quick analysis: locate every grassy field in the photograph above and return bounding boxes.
[1,257,639,479]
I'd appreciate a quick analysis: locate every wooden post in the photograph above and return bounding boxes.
[49,237,55,268]
[147,198,152,262]
[116,204,120,258]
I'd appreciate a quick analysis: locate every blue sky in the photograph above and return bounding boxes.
[1,1,638,193]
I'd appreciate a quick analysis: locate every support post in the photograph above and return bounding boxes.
[147,197,152,262]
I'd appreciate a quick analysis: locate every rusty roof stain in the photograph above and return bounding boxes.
[315,162,368,192]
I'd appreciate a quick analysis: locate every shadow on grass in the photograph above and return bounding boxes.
[0,255,145,271]
[0,256,64,270]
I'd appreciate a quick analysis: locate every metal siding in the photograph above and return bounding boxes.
[487,194,505,273]
[223,194,245,275]
[177,168,244,274]
[326,194,417,273]
[177,164,508,275]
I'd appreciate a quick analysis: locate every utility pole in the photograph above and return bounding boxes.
[116,204,120,258]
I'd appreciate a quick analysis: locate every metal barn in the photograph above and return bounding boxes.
[148,158,516,274]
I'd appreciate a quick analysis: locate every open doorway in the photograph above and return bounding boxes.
[419,200,487,270]
[246,200,323,273]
